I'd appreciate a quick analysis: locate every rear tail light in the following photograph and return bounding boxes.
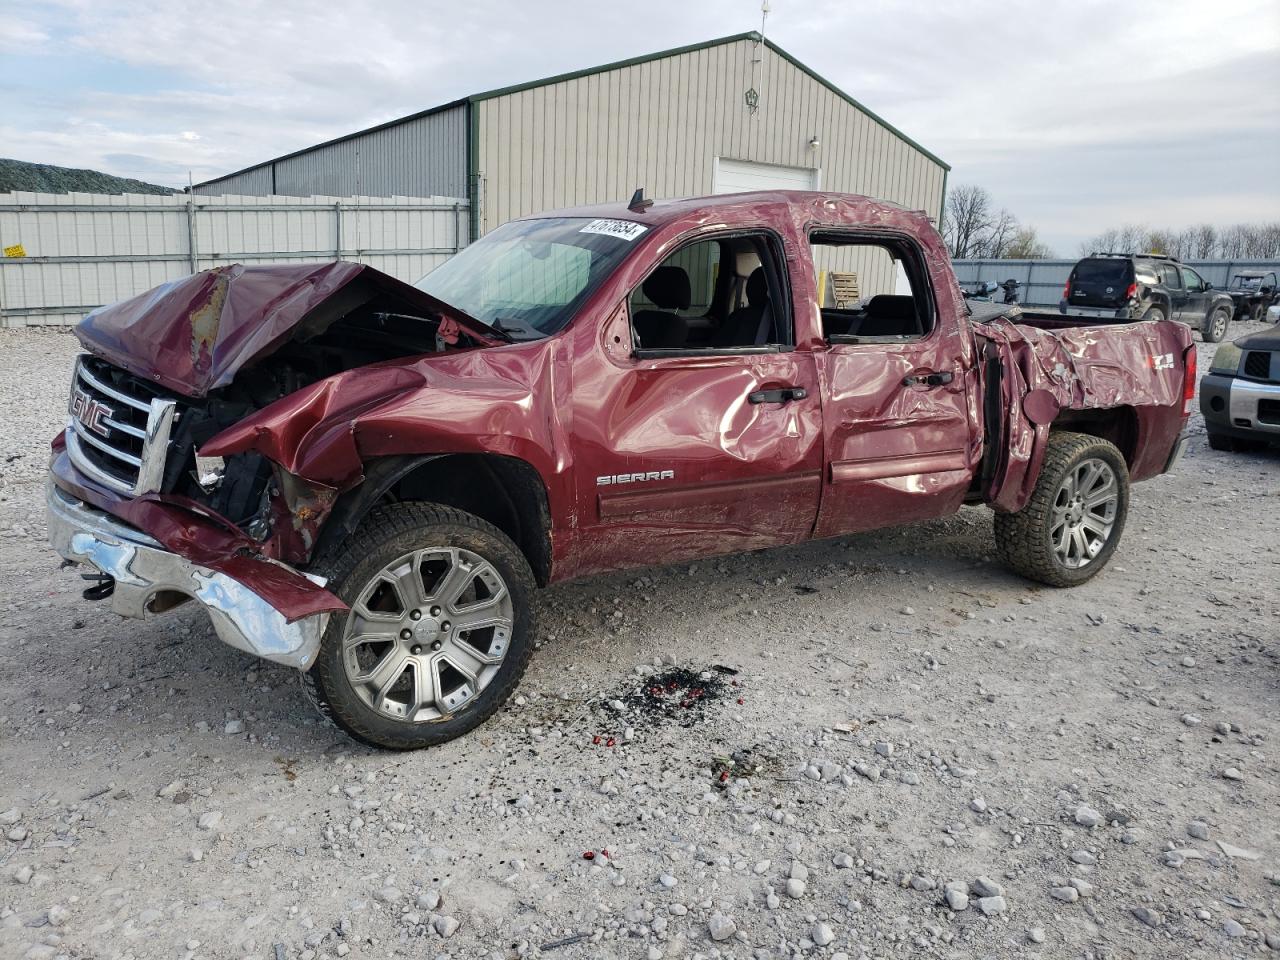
[1062,281,1071,299]
[1182,345,1197,417]
[1125,282,1138,300]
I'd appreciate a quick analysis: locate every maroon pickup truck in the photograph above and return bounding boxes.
[47,191,1195,749]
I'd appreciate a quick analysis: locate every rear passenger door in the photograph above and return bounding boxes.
[1160,263,1187,319]
[809,232,976,537]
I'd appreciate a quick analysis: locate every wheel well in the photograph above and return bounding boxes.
[1050,408,1138,468]
[316,454,553,586]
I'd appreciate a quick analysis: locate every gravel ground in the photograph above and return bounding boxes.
[1,323,1277,960]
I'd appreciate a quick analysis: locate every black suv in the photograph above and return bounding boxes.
[1060,253,1236,342]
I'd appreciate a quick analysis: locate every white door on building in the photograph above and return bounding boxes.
[712,158,820,194]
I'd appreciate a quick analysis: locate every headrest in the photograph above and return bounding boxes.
[746,267,768,304]
[642,266,691,310]
[865,294,915,319]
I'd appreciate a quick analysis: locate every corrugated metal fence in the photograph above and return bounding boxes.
[954,258,1280,308]
[0,191,469,327]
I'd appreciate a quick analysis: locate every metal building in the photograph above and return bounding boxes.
[194,32,949,239]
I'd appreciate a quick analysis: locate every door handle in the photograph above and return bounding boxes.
[749,386,808,404]
[902,371,954,388]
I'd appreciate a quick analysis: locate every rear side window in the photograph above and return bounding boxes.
[1073,259,1131,283]
[1159,264,1181,288]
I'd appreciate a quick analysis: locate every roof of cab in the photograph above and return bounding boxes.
[519,190,927,229]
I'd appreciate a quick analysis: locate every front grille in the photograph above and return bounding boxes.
[1243,350,1275,382]
[1259,399,1280,425]
[65,355,180,496]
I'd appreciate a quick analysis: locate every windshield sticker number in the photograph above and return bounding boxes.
[580,219,648,242]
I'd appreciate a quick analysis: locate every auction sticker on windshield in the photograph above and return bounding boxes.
[580,219,648,241]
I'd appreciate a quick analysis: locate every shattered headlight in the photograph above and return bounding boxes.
[1208,343,1242,375]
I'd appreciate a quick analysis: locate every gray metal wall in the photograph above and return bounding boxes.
[195,104,469,200]
[0,191,468,327]
[474,37,945,232]
[954,258,1280,307]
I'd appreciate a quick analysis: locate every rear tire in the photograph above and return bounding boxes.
[1139,305,1166,324]
[1250,303,1265,323]
[302,502,537,750]
[1202,308,1230,343]
[994,432,1130,588]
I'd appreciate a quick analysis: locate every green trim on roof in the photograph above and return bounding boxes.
[466,99,480,240]
[939,168,949,225]
[196,30,947,192]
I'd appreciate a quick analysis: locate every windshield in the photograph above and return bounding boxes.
[414,216,646,340]
[1232,274,1269,290]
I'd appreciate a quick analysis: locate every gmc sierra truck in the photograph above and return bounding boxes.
[47,191,1196,749]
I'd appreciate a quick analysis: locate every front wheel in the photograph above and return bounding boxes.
[302,502,537,749]
[994,432,1130,587]
[1202,308,1230,342]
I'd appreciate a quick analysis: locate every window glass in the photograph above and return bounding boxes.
[415,217,638,339]
[1074,259,1130,283]
[1159,264,1182,289]
[1181,267,1203,291]
[811,234,934,341]
[628,234,787,351]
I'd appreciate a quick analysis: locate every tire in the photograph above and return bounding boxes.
[1250,303,1264,323]
[1207,432,1239,452]
[1202,308,1230,343]
[302,502,537,750]
[994,431,1130,588]
[1139,305,1166,324]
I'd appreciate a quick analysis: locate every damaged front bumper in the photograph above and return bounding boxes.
[46,482,329,670]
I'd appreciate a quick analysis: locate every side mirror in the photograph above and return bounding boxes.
[1203,281,1212,290]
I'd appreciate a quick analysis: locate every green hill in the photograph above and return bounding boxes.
[0,158,177,195]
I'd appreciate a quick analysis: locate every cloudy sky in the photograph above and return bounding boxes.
[3,0,1277,254]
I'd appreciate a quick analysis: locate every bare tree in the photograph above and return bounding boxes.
[943,185,993,259]
[1080,221,1280,260]
[983,209,1018,258]
[1191,224,1217,258]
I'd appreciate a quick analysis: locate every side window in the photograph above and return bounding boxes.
[1159,263,1182,289]
[1181,267,1203,291]
[628,233,790,352]
[811,233,935,341]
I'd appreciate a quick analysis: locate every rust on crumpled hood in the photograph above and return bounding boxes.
[74,262,503,397]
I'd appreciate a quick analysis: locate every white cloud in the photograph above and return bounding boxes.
[4,0,1278,253]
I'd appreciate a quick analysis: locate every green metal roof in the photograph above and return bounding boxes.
[196,31,948,191]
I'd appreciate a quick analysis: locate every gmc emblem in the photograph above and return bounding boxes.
[70,387,114,437]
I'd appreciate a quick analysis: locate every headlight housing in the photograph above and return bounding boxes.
[1209,343,1242,375]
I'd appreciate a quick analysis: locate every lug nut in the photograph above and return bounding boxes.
[430,606,441,617]
[409,610,422,621]
[432,641,442,651]
[411,645,422,655]
[440,621,451,631]
[399,629,412,640]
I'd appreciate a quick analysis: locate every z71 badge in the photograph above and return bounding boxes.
[597,470,675,486]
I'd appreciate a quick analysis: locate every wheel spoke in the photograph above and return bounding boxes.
[1084,480,1116,510]
[367,648,410,700]
[442,636,491,676]
[410,656,437,717]
[1081,515,1112,539]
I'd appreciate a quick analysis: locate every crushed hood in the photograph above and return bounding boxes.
[74,262,502,397]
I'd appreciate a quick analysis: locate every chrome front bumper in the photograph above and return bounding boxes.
[1228,377,1280,435]
[46,483,328,669]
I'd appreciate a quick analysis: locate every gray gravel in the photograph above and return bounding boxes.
[1,323,1278,959]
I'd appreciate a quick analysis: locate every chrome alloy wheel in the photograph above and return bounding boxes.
[341,547,513,721]
[1050,457,1119,569]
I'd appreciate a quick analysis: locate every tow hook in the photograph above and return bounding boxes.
[81,572,115,602]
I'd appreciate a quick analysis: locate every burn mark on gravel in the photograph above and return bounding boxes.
[608,665,735,728]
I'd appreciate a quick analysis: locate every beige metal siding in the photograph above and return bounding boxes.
[196,105,468,199]
[476,37,944,232]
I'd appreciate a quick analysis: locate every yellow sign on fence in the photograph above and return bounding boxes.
[3,243,26,258]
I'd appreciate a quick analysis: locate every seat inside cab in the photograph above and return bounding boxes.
[812,234,933,340]
[629,235,789,351]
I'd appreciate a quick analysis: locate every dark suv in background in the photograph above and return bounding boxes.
[1060,253,1235,342]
